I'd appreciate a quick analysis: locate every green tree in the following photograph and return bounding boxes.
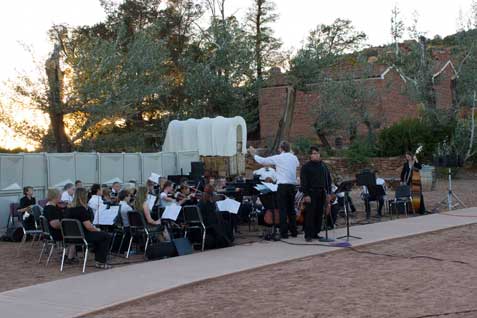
[271,18,367,152]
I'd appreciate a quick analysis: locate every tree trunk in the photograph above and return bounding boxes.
[271,85,296,153]
[317,133,332,150]
[465,90,476,161]
[45,44,71,152]
[255,0,263,81]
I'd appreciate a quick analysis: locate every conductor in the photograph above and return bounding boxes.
[249,141,299,239]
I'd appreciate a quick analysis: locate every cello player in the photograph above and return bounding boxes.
[400,151,426,214]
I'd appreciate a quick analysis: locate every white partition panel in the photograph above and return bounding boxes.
[141,153,162,183]
[99,153,124,184]
[176,151,200,175]
[124,154,141,183]
[47,154,75,187]
[75,153,98,185]
[161,152,177,177]
[22,153,46,188]
[0,155,24,190]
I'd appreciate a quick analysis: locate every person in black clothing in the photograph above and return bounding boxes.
[17,186,36,230]
[196,185,232,249]
[65,188,112,269]
[400,151,426,214]
[300,146,332,242]
[43,188,63,241]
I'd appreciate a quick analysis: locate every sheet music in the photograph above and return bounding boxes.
[147,194,157,211]
[254,184,269,192]
[216,198,241,214]
[161,204,182,221]
[96,206,120,225]
[262,182,278,192]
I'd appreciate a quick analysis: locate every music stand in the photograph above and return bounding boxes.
[336,180,361,240]
[356,171,376,187]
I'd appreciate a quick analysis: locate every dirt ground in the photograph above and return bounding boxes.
[0,241,145,293]
[87,224,477,318]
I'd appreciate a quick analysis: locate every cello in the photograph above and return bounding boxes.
[410,146,423,214]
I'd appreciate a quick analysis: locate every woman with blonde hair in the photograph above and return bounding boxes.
[65,188,112,269]
[135,186,161,226]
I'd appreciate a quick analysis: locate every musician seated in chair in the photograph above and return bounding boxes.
[175,183,197,206]
[253,165,277,183]
[326,184,340,229]
[17,186,37,229]
[361,176,386,220]
[134,186,170,242]
[65,188,112,269]
[159,181,175,208]
[196,185,233,249]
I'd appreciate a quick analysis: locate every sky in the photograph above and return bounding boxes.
[0,0,474,149]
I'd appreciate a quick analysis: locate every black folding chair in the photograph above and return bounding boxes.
[38,215,58,266]
[390,185,412,218]
[60,219,89,273]
[126,211,161,259]
[16,206,43,255]
[109,206,126,255]
[182,205,206,252]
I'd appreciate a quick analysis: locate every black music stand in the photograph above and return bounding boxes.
[356,171,376,187]
[336,180,361,240]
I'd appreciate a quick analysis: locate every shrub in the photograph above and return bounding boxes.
[292,136,313,155]
[345,137,377,166]
[377,116,454,159]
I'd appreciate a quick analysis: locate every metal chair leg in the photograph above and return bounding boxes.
[38,240,46,263]
[201,228,206,252]
[46,243,55,266]
[60,247,66,272]
[109,232,117,253]
[82,248,88,273]
[118,234,125,254]
[144,235,150,258]
[126,236,134,258]
[17,232,27,256]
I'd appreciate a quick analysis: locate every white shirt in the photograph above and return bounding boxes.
[88,195,104,225]
[160,192,174,208]
[61,191,73,203]
[331,184,339,205]
[254,152,299,185]
[119,201,133,227]
[253,167,278,182]
[362,178,386,195]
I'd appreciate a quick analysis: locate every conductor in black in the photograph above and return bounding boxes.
[300,146,332,242]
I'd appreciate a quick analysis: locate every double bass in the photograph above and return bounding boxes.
[410,146,423,213]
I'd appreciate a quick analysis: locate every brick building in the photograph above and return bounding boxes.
[258,49,457,147]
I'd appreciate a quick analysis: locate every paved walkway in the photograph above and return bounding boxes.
[1,208,477,318]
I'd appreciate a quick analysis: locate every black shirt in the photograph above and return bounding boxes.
[19,196,36,210]
[400,161,423,185]
[43,205,63,240]
[65,206,90,231]
[300,160,332,196]
[198,200,219,227]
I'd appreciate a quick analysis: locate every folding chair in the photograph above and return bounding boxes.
[109,206,126,255]
[182,205,206,252]
[16,207,43,255]
[60,219,89,273]
[38,215,57,266]
[366,185,387,217]
[389,185,412,219]
[126,211,161,259]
